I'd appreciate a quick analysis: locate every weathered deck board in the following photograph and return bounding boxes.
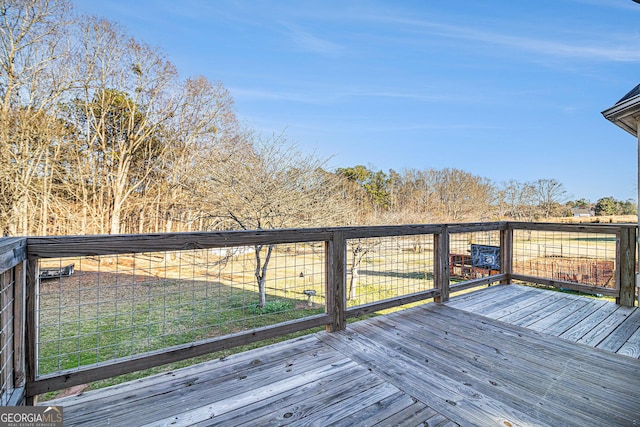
[578,305,638,347]
[494,291,575,325]
[618,326,640,358]
[447,284,530,313]
[319,328,552,427]
[449,284,640,358]
[537,298,610,336]
[597,308,640,353]
[559,303,622,342]
[342,317,616,426]
[47,285,640,426]
[320,304,639,426]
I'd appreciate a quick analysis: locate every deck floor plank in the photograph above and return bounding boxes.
[578,306,638,347]
[537,298,609,337]
[347,311,626,427]
[471,289,547,318]
[393,305,640,417]
[189,360,374,426]
[319,328,555,427]
[370,401,441,427]
[525,297,592,332]
[509,296,580,327]
[493,292,575,325]
[50,334,326,410]
[61,341,346,426]
[444,284,526,312]
[617,325,640,359]
[595,307,640,352]
[473,286,548,317]
[46,285,640,426]
[559,303,625,342]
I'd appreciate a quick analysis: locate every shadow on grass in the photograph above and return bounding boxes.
[359,269,434,281]
[571,236,616,243]
[38,270,325,381]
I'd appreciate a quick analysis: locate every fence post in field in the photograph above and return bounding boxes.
[500,225,513,285]
[617,225,637,307]
[434,226,450,303]
[327,231,346,332]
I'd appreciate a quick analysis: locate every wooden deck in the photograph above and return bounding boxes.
[48,285,640,426]
[447,284,640,357]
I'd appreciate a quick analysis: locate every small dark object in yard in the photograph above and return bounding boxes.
[39,264,75,280]
[299,271,304,277]
[302,289,316,307]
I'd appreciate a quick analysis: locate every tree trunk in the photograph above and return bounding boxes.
[254,244,274,307]
[349,266,359,300]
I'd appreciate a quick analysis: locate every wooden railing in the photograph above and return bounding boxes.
[0,221,636,405]
[0,238,27,406]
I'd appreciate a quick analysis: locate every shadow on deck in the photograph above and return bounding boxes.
[48,285,640,426]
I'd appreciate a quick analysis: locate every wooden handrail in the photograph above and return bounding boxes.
[0,221,635,404]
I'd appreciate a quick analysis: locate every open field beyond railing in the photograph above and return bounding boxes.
[0,222,636,405]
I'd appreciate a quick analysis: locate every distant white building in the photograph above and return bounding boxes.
[570,207,594,217]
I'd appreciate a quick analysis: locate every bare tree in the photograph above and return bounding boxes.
[189,133,350,306]
[347,238,382,300]
[0,0,73,235]
[64,17,179,234]
[499,179,536,221]
[433,168,495,221]
[134,75,239,234]
[533,178,567,218]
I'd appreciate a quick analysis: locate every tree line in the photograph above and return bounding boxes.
[1,0,634,238]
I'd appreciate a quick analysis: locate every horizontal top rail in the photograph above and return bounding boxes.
[18,221,636,259]
[26,229,335,259]
[25,224,447,259]
[507,221,636,233]
[0,238,27,273]
[446,222,509,233]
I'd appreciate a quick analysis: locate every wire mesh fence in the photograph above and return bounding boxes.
[36,242,327,376]
[448,229,502,282]
[0,267,17,405]
[512,229,617,289]
[13,222,636,401]
[345,234,436,308]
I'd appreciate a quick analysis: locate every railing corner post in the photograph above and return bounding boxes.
[500,226,513,285]
[617,225,636,307]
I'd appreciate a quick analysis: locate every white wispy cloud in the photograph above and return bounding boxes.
[279,22,347,57]
[359,13,640,63]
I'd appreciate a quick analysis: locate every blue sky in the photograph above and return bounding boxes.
[73,0,640,203]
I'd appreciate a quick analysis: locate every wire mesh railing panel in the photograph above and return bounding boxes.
[512,229,617,289]
[448,230,502,283]
[36,242,327,376]
[345,234,435,308]
[0,268,16,405]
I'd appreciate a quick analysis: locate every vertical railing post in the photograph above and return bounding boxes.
[500,225,513,285]
[434,226,450,303]
[24,259,38,405]
[617,225,636,307]
[13,260,25,392]
[326,231,346,332]
[0,268,9,401]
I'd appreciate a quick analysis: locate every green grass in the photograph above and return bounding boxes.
[37,277,324,379]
